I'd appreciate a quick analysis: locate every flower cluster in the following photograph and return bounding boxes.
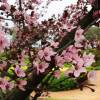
[0,0,98,97]
[0,30,10,52]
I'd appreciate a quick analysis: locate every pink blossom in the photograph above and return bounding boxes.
[0,3,10,12]
[83,53,95,67]
[0,78,6,92]
[87,71,96,81]
[38,47,56,61]
[67,45,80,54]
[87,0,95,4]
[0,78,14,92]
[55,55,65,67]
[74,28,85,42]
[73,57,84,68]
[76,58,84,68]
[74,42,83,48]
[0,0,7,3]
[4,3,10,12]
[24,15,34,25]
[5,82,14,91]
[13,11,22,17]
[0,31,10,52]
[16,80,27,91]
[53,70,61,79]
[72,53,79,59]
[34,61,49,74]
[62,46,84,68]
[74,67,86,77]
[63,52,73,62]
[31,0,42,4]
[63,24,76,32]
[14,65,26,78]
[50,41,59,48]
[13,11,23,20]
[64,68,74,77]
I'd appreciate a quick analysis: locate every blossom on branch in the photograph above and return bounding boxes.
[87,70,96,81]
[74,67,86,77]
[38,47,56,61]
[74,28,85,42]
[16,80,27,91]
[34,61,49,74]
[0,78,14,92]
[0,30,10,52]
[14,65,26,78]
[83,52,95,67]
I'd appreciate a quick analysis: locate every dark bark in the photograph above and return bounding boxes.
[58,8,94,49]
[4,73,46,100]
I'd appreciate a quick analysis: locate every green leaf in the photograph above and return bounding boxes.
[86,66,94,71]
[7,65,14,76]
[24,56,30,65]
[63,63,72,68]
[95,66,100,70]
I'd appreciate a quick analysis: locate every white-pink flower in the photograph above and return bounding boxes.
[1,0,7,3]
[0,31,10,52]
[34,61,49,74]
[16,80,27,91]
[38,47,56,61]
[74,42,83,48]
[73,56,84,68]
[87,70,96,81]
[5,81,14,91]
[0,78,14,92]
[74,67,86,77]
[53,70,61,79]
[50,41,59,48]
[0,78,6,92]
[14,65,26,78]
[31,0,42,4]
[55,55,65,67]
[87,0,95,4]
[83,53,95,67]
[13,11,22,17]
[63,52,73,62]
[62,24,76,32]
[24,15,34,25]
[67,45,80,54]
[74,28,85,42]
[64,67,74,77]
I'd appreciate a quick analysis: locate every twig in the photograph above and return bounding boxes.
[19,0,25,29]
[57,18,98,54]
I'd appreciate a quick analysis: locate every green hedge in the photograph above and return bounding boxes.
[45,73,77,91]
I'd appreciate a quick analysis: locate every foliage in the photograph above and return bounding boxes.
[85,26,100,40]
[46,73,77,91]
